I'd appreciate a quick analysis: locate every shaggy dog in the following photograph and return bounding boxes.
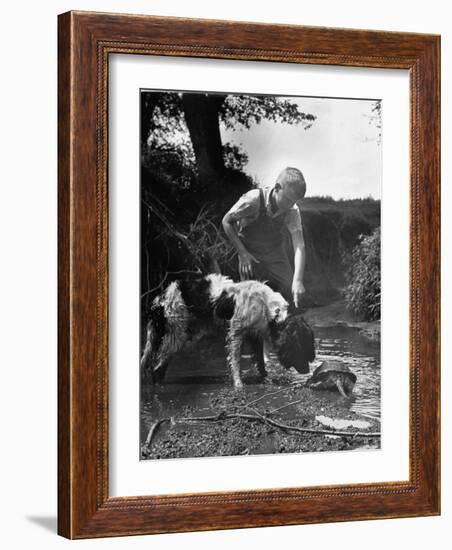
[141,274,315,390]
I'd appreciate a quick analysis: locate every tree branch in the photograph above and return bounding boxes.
[143,411,381,452]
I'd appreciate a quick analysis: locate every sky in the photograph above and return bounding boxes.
[221,96,381,200]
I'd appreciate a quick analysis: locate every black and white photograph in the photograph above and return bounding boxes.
[139,89,382,460]
[1,0,445,545]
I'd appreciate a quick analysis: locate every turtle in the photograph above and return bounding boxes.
[305,362,356,398]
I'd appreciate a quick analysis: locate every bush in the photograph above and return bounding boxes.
[344,228,380,321]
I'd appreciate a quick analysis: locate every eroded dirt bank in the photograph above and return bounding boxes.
[141,384,380,460]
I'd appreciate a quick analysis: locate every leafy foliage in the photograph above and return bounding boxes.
[220,94,316,130]
[141,92,316,190]
[140,91,317,313]
[363,99,382,145]
[142,94,256,190]
[222,142,249,170]
[344,228,381,320]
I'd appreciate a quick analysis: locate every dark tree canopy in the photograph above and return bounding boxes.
[141,91,316,192]
[140,91,317,312]
[219,94,316,130]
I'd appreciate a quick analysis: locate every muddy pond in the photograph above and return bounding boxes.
[140,322,381,460]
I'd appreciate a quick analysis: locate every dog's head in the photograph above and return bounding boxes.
[270,314,315,374]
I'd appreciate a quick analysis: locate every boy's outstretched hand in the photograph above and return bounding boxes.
[292,280,306,308]
[238,250,259,280]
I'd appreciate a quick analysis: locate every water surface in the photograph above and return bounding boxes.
[141,325,381,447]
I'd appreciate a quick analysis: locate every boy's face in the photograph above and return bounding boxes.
[273,183,303,214]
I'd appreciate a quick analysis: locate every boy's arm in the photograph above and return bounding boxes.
[222,212,259,279]
[222,194,259,278]
[290,227,306,308]
[222,211,248,256]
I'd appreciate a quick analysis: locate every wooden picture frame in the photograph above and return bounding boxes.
[58,11,440,539]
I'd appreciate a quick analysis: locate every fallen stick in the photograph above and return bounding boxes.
[237,382,303,411]
[268,399,304,414]
[144,418,168,449]
[143,408,381,453]
[177,412,381,438]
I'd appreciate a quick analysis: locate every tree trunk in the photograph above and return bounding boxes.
[182,93,226,190]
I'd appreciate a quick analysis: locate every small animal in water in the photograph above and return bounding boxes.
[305,362,356,398]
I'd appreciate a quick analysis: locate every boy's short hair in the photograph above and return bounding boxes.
[276,167,306,199]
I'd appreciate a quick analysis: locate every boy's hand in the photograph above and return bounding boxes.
[238,251,259,279]
[292,280,305,308]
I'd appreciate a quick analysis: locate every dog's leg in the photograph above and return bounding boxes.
[141,320,155,380]
[151,332,181,384]
[226,326,244,391]
[247,334,267,380]
[141,307,171,383]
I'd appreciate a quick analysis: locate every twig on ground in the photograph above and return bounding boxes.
[237,383,303,412]
[144,418,168,449]
[268,399,304,414]
[143,395,381,453]
[176,412,381,438]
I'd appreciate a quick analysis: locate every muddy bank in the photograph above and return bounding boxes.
[141,380,380,460]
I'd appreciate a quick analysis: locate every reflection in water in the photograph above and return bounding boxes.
[141,326,381,443]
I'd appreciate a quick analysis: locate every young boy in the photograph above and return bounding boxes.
[222,167,307,309]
